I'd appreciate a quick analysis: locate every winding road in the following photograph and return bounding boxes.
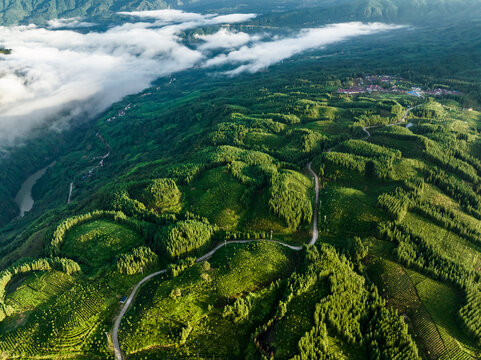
[67,133,112,204]
[362,104,420,139]
[110,103,416,358]
[110,162,320,359]
[112,269,167,360]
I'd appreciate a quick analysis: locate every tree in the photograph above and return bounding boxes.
[350,237,368,262]
[142,178,181,210]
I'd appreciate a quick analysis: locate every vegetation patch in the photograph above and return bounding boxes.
[62,219,144,273]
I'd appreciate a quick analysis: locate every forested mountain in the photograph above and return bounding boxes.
[2,0,481,25]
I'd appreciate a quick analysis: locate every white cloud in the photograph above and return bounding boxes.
[0,13,404,149]
[205,22,404,75]
[119,9,256,24]
[47,17,97,28]
[118,9,211,23]
[195,28,261,51]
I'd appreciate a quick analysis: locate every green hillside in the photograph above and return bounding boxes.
[2,1,481,358]
[1,63,481,358]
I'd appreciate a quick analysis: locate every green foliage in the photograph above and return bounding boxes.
[182,166,250,230]
[412,201,481,246]
[378,222,473,288]
[268,171,313,229]
[167,256,196,277]
[403,177,424,195]
[413,100,446,119]
[3,17,481,357]
[48,210,132,257]
[427,167,481,219]
[378,220,481,345]
[423,140,479,183]
[459,285,481,345]
[266,113,301,124]
[117,246,158,275]
[350,237,368,262]
[377,187,415,222]
[0,257,80,321]
[253,245,420,359]
[337,139,401,160]
[62,219,144,273]
[119,242,292,357]
[223,296,254,324]
[321,152,367,176]
[156,220,214,258]
[288,128,328,153]
[141,178,181,210]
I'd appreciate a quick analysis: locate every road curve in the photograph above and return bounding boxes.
[110,103,422,358]
[362,104,419,140]
[112,269,167,360]
[196,239,303,263]
[111,162,320,359]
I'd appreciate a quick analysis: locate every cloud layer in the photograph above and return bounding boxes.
[206,22,404,75]
[0,10,403,149]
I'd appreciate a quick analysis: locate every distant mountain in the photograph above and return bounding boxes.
[250,0,481,27]
[1,0,481,26]
[0,0,177,25]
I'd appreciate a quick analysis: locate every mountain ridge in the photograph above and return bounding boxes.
[2,0,481,26]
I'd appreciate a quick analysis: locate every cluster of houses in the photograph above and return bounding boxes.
[337,75,462,98]
[105,103,132,123]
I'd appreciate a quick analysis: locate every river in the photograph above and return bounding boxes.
[14,161,56,217]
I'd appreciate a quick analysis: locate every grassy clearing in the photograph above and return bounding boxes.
[299,118,350,136]
[182,167,247,230]
[62,219,144,274]
[0,270,145,358]
[368,236,481,360]
[241,188,289,233]
[319,180,389,246]
[4,271,74,319]
[370,134,425,159]
[421,184,481,233]
[390,157,425,181]
[209,241,296,298]
[422,183,461,209]
[244,131,284,150]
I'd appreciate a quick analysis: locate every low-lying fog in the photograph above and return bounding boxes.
[0,10,404,150]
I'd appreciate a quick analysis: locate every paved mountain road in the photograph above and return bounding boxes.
[362,104,420,139]
[110,161,320,359]
[110,103,424,359]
